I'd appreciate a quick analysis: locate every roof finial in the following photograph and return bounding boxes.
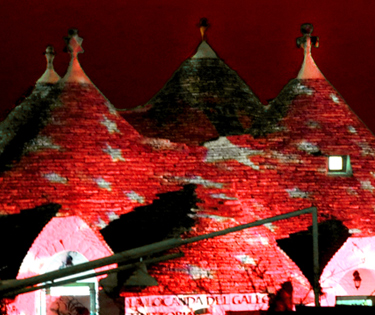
[297,23,319,51]
[199,18,209,41]
[296,23,325,79]
[36,46,61,84]
[61,28,92,84]
[45,46,56,70]
[64,28,84,57]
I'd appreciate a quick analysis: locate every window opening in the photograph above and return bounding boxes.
[328,155,352,176]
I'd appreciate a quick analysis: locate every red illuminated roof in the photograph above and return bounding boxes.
[0,30,190,230]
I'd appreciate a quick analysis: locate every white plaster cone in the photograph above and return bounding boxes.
[61,31,93,84]
[297,36,325,80]
[36,46,61,84]
[192,40,218,59]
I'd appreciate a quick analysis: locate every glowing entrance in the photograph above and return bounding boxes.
[40,251,98,315]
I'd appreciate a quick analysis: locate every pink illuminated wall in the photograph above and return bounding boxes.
[9,216,113,315]
[320,236,375,306]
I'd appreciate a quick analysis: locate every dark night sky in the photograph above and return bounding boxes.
[1,0,375,133]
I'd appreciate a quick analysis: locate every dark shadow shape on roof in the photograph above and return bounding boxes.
[0,203,60,280]
[100,184,198,295]
[277,219,349,289]
[101,184,198,253]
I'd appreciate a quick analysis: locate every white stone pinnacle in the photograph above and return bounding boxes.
[37,46,61,84]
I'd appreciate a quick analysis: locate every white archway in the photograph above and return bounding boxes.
[320,236,375,306]
[9,216,113,315]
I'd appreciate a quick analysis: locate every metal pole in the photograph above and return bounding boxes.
[0,207,319,303]
[311,207,320,307]
[2,252,184,298]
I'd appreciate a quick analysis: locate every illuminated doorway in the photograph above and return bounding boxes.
[40,251,99,315]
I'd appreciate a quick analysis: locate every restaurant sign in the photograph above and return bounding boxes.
[125,293,269,315]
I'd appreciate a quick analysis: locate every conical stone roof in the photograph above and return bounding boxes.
[121,21,264,145]
[0,29,190,229]
[269,23,375,156]
[242,23,375,236]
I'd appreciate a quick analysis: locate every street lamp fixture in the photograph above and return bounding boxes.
[353,270,361,290]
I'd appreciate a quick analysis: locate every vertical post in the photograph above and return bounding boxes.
[90,283,96,315]
[311,207,320,307]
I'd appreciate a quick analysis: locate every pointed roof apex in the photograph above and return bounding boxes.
[296,23,325,79]
[36,46,61,84]
[192,18,218,59]
[192,41,218,59]
[61,29,92,84]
